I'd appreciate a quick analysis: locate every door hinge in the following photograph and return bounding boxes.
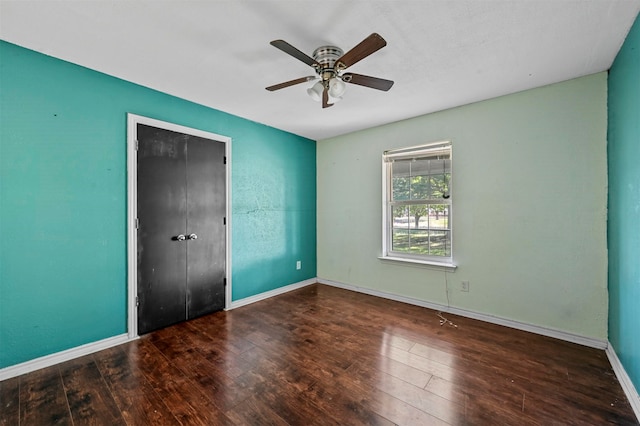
[224,278,227,287]
[135,218,140,229]
[135,139,139,151]
[135,296,139,306]
[223,156,227,165]
[223,217,226,225]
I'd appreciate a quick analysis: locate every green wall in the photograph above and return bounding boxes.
[318,73,608,340]
[608,13,640,393]
[0,41,316,368]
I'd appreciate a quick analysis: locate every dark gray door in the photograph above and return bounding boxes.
[186,136,226,318]
[137,123,225,335]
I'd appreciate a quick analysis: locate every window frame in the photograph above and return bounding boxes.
[381,141,455,268]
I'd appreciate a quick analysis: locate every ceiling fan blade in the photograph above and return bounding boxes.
[336,33,387,70]
[270,40,319,68]
[342,73,394,91]
[266,76,316,91]
[322,86,333,109]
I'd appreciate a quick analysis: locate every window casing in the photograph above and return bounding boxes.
[382,141,452,265]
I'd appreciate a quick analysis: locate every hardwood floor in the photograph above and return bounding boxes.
[1,284,637,425]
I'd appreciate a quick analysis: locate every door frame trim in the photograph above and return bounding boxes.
[126,113,232,338]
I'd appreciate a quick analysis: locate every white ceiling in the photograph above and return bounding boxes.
[1,1,639,140]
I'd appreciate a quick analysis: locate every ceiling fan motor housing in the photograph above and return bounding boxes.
[312,46,344,79]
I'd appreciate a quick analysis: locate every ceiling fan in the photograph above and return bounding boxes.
[266,33,394,108]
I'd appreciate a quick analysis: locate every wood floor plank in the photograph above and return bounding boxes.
[223,395,289,426]
[347,357,433,390]
[59,355,127,425]
[381,343,457,380]
[187,315,257,356]
[372,371,465,424]
[239,332,351,385]
[134,338,234,426]
[301,374,397,426]
[19,365,72,426]
[93,344,179,425]
[524,382,638,425]
[381,332,417,351]
[150,335,256,412]
[368,390,450,426]
[425,375,468,404]
[0,377,19,426]
[233,369,327,425]
[409,340,460,367]
[175,325,257,380]
[464,392,540,426]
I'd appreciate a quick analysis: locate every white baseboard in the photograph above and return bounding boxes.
[606,342,640,422]
[318,278,608,350]
[0,333,135,381]
[227,278,317,310]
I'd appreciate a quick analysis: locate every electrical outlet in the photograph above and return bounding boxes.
[296,260,301,270]
[461,281,470,292]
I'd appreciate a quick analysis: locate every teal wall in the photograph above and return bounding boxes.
[0,41,316,368]
[608,14,640,393]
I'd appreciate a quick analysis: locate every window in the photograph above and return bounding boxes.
[382,141,453,266]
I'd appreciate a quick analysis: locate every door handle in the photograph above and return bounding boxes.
[188,233,198,240]
[176,234,186,241]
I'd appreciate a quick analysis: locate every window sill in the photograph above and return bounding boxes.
[378,256,457,271]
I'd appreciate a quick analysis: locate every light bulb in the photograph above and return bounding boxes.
[307,81,324,102]
[328,78,346,98]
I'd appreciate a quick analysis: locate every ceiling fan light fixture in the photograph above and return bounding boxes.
[307,81,324,102]
[328,77,346,98]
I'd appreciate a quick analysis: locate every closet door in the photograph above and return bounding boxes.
[137,125,188,335]
[185,136,226,318]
